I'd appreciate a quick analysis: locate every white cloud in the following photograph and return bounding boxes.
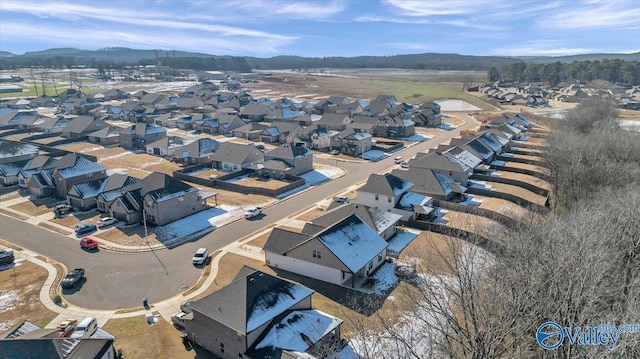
[384,42,434,51]
[539,1,640,29]
[495,40,598,56]
[385,0,494,16]
[354,16,429,24]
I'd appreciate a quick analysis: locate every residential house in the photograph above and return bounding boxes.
[264,107,305,122]
[391,168,466,202]
[26,153,107,199]
[95,175,141,213]
[176,97,204,111]
[240,103,269,122]
[171,138,221,165]
[36,117,70,134]
[260,143,313,178]
[102,88,129,101]
[264,214,388,288]
[141,172,209,226]
[414,108,443,127]
[376,117,415,138]
[155,95,180,111]
[410,151,472,185]
[61,116,107,138]
[119,123,167,150]
[0,320,115,359]
[271,121,303,144]
[120,102,146,122]
[140,93,165,106]
[331,129,372,156]
[86,126,121,146]
[258,126,281,143]
[28,95,57,108]
[67,173,139,211]
[317,113,351,131]
[211,142,263,172]
[145,136,194,157]
[0,140,39,186]
[6,98,31,109]
[183,267,343,359]
[299,125,334,150]
[108,186,143,224]
[449,137,496,164]
[232,123,269,141]
[216,114,245,135]
[312,202,402,241]
[17,155,56,188]
[356,173,413,211]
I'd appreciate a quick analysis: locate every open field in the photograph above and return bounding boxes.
[0,260,58,332]
[0,84,70,99]
[244,73,493,109]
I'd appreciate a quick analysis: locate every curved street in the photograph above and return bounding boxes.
[0,114,477,310]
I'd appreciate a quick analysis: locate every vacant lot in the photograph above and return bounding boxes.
[32,136,65,145]
[0,260,58,332]
[230,175,291,190]
[56,142,106,153]
[9,197,62,216]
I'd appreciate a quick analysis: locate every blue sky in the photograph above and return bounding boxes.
[1,0,638,57]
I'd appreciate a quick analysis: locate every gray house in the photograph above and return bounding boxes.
[211,142,263,172]
[409,151,472,186]
[183,267,343,359]
[119,123,167,150]
[260,143,313,178]
[141,172,209,226]
[68,173,140,211]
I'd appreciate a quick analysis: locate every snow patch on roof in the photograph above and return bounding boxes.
[256,309,343,352]
[246,285,314,333]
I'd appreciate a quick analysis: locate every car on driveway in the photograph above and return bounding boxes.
[75,223,97,235]
[61,268,85,288]
[394,156,403,164]
[53,204,73,218]
[56,319,78,338]
[333,196,349,203]
[192,248,208,265]
[80,237,99,250]
[96,217,117,228]
[244,207,262,219]
[0,249,15,266]
[172,312,188,329]
[400,161,409,168]
[180,300,193,314]
[329,150,340,155]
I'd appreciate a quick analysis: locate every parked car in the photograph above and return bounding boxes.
[79,237,99,250]
[71,317,98,339]
[333,196,349,203]
[56,319,78,338]
[61,268,85,288]
[400,161,409,168]
[180,300,193,314]
[172,312,188,329]
[329,150,340,155]
[394,156,403,164]
[96,217,117,228]
[192,248,208,265]
[244,207,262,219]
[53,204,73,217]
[75,223,97,235]
[191,130,202,135]
[0,249,15,266]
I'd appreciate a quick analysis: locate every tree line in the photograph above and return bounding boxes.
[344,98,640,358]
[488,59,640,86]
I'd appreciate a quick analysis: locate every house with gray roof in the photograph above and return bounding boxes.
[410,151,472,185]
[86,126,121,146]
[356,173,413,211]
[170,138,221,165]
[391,168,467,202]
[330,129,372,156]
[317,113,351,131]
[141,172,209,226]
[259,143,313,178]
[145,136,194,157]
[61,116,107,138]
[17,155,56,188]
[240,103,269,122]
[0,140,39,186]
[183,267,343,359]
[264,214,388,289]
[67,173,140,211]
[312,202,402,240]
[232,123,269,141]
[211,142,263,172]
[119,123,167,150]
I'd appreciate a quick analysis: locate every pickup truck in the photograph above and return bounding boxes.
[244,207,262,219]
[61,268,85,288]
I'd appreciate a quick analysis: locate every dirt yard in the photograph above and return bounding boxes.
[0,260,58,332]
[501,161,550,176]
[474,195,540,221]
[493,171,552,191]
[486,181,548,206]
[9,198,63,216]
[55,142,106,153]
[32,136,65,145]
[230,176,292,190]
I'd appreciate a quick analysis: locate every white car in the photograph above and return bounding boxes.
[394,156,403,164]
[400,161,409,168]
[192,248,208,265]
[333,196,349,203]
[244,207,262,219]
[96,217,117,228]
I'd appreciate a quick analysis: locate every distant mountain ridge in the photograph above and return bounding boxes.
[1,47,638,70]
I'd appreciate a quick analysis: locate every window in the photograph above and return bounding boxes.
[220,343,225,353]
[388,197,392,203]
[368,261,373,270]
[313,250,321,259]
[375,194,379,201]
[378,253,383,262]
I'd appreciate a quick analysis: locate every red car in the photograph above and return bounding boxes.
[80,237,99,250]
[57,319,78,338]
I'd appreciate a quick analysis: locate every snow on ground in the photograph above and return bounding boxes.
[519,136,530,141]
[347,274,455,358]
[438,123,457,131]
[459,195,484,207]
[387,229,420,255]
[277,165,343,198]
[371,262,398,295]
[403,134,430,142]
[619,120,640,132]
[490,160,507,167]
[362,150,388,161]
[78,146,104,153]
[467,180,492,190]
[106,168,128,175]
[500,152,513,158]
[510,146,520,151]
[207,205,242,227]
[97,151,134,162]
[139,159,166,169]
[185,168,210,175]
[435,99,481,111]
[0,289,21,332]
[489,171,501,177]
[155,206,238,242]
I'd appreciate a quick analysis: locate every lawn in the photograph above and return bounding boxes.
[0,84,69,98]
[0,261,58,332]
[102,316,215,359]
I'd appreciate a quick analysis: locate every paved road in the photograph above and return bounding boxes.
[0,115,476,309]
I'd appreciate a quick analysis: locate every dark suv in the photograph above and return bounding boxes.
[0,249,15,266]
